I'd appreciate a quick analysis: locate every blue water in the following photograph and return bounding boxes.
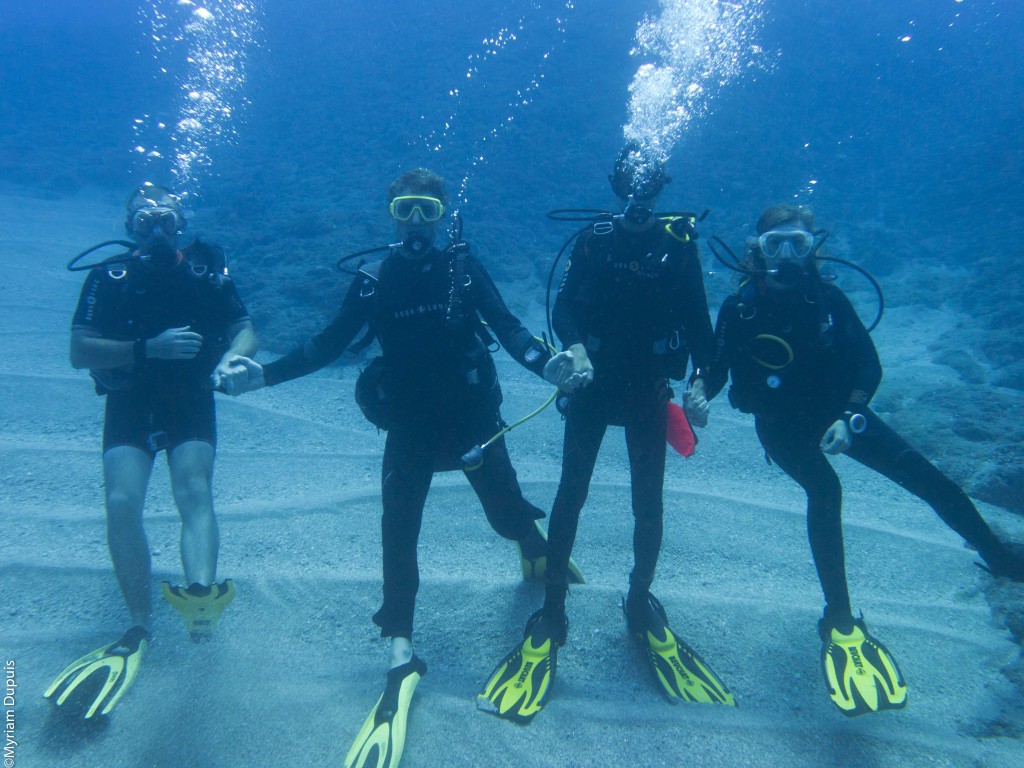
[4,0,1022,457]
[3,0,1021,460]
[4,0,1021,229]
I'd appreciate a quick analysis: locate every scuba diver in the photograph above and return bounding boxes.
[46,184,256,719]
[702,203,1024,717]
[221,168,582,768]
[477,143,735,725]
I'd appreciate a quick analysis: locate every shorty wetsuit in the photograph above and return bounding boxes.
[71,253,250,455]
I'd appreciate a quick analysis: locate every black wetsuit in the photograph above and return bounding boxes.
[706,274,1010,621]
[71,251,249,454]
[263,245,551,639]
[544,218,714,615]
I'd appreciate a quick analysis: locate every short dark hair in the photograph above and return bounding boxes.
[609,141,669,200]
[755,204,815,235]
[387,168,450,204]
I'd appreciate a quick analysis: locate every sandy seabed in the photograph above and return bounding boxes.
[2,191,1023,768]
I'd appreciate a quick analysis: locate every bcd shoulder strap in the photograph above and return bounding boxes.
[347,260,384,354]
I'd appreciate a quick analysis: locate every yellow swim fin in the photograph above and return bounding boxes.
[477,610,566,724]
[517,521,585,584]
[161,579,235,643]
[624,594,735,706]
[820,616,907,717]
[43,626,150,719]
[344,656,426,768]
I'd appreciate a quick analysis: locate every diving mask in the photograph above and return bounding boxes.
[758,229,816,262]
[389,195,445,222]
[131,207,183,238]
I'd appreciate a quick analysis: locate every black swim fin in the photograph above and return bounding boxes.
[977,540,1024,582]
[344,656,427,768]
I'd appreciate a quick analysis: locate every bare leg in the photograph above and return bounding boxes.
[168,440,218,586]
[390,637,413,669]
[103,445,155,630]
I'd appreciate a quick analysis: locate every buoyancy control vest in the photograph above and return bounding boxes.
[571,216,698,380]
[352,248,501,429]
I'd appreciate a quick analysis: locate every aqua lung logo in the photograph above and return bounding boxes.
[610,254,662,279]
[848,645,866,675]
[394,302,444,319]
[669,654,695,686]
[82,276,102,322]
[515,661,534,687]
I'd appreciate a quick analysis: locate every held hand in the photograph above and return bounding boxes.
[683,378,710,428]
[543,351,581,392]
[148,326,203,360]
[212,355,265,395]
[568,343,594,387]
[820,419,852,454]
[544,345,594,393]
[542,351,573,389]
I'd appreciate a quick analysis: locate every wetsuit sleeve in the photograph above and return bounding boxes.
[704,295,740,401]
[675,241,715,378]
[829,286,882,414]
[551,234,588,349]
[467,255,551,377]
[215,276,251,324]
[262,276,370,386]
[71,269,114,333]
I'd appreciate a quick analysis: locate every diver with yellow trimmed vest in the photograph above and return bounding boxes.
[478,143,734,724]
[703,203,1024,717]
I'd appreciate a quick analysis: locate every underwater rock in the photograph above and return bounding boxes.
[971,459,1024,515]
[890,385,1024,515]
[930,346,988,386]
